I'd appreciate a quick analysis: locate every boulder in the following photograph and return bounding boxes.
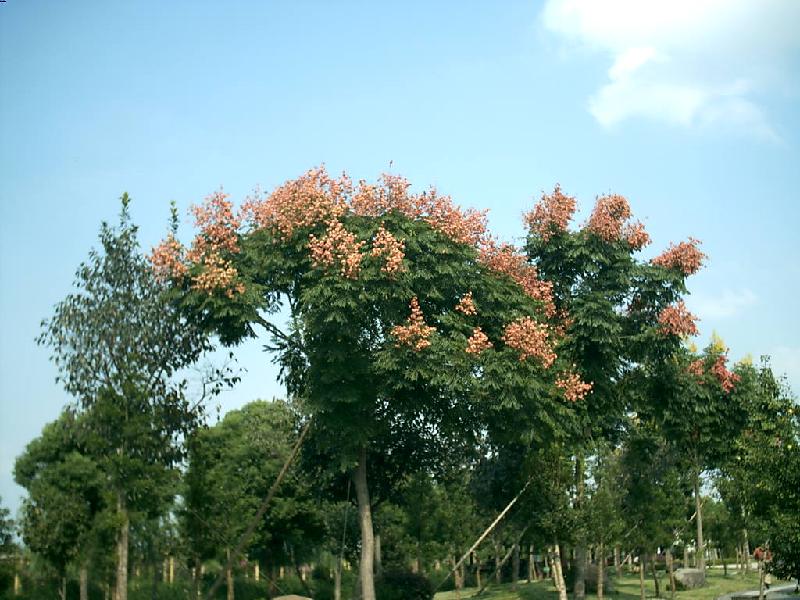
[673,567,705,590]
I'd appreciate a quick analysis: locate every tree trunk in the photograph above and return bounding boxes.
[512,543,520,591]
[494,538,502,584]
[116,494,129,600]
[574,455,587,600]
[667,549,676,599]
[639,554,646,600]
[528,544,535,582]
[614,545,621,578]
[375,533,383,578]
[450,555,462,599]
[683,545,689,569]
[59,575,67,600]
[353,446,376,600]
[194,562,202,599]
[597,542,604,600]
[81,564,89,600]
[694,470,706,571]
[476,557,482,589]
[226,548,234,600]
[334,563,342,600]
[553,545,568,600]
[651,553,660,598]
[743,529,751,574]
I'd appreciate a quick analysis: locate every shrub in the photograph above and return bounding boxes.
[375,570,433,600]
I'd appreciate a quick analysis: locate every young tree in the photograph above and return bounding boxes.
[720,360,800,583]
[13,412,110,600]
[154,169,581,599]
[183,400,324,600]
[37,195,215,600]
[0,496,18,597]
[646,340,750,572]
[524,186,701,599]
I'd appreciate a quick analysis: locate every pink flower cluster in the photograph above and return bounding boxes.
[556,371,593,402]
[586,194,631,242]
[687,358,705,378]
[391,297,436,351]
[658,301,699,337]
[371,225,406,276]
[182,190,246,297]
[240,166,349,239]
[150,234,188,282]
[524,184,576,242]
[187,190,241,260]
[308,220,366,279]
[479,241,556,317]
[242,167,489,251]
[711,355,741,393]
[652,238,705,276]
[502,316,556,367]
[623,221,651,250]
[191,253,246,299]
[351,174,488,247]
[465,327,493,354]
[455,292,477,316]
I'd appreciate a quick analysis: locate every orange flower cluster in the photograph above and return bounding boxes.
[308,219,366,279]
[652,238,705,276]
[466,327,492,354]
[524,184,576,242]
[191,253,245,299]
[150,234,188,282]
[586,194,632,242]
[556,372,593,402]
[183,190,246,298]
[241,167,489,254]
[371,225,406,276]
[455,292,477,316]
[241,166,349,238]
[392,297,436,351]
[623,221,651,250]
[187,190,241,261]
[479,241,556,317]
[502,317,556,367]
[350,174,488,247]
[687,358,705,378]
[711,355,741,393]
[658,301,698,337]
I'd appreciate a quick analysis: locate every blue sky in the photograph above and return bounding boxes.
[1,1,799,516]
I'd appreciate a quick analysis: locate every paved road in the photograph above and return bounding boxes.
[716,583,799,600]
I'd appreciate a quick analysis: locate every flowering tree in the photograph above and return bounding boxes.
[524,186,704,598]
[154,168,584,599]
[644,338,750,572]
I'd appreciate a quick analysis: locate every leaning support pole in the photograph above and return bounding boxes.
[435,477,533,592]
[474,525,531,597]
[204,419,312,600]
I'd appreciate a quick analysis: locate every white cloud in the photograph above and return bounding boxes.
[541,0,800,138]
[687,288,757,319]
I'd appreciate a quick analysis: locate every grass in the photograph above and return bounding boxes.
[434,570,795,600]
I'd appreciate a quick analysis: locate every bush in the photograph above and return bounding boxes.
[376,570,433,600]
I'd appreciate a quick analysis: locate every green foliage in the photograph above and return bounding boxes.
[36,195,219,514]
[376,569,434,600]
[183,400,325,567]
[13,412,112,580]
[619,420,687,552]
[719,359,800,581]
